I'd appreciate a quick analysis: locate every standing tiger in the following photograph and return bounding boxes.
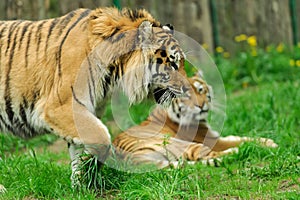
[0,7,190,186]
[113,71,278,168]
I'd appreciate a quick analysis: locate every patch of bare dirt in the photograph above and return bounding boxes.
[278,178,300,193]
[46,138,68,154]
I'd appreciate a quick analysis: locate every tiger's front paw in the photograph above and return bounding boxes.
[71,171,82,189]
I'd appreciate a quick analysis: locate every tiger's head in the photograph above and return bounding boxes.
[88,7,189,105]
[167,71,213,125]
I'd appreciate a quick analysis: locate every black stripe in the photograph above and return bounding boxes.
[87,56,96,93]
[5,21,22,56]
[170,45,176,50]
[155,63,161,74]
[4,23,20,124]
[25,25,35,68]
[45,18,59,53]
[102,75,111,98]
[0,26,7,75]
[87,56,95,105]
[18,22,31,50]
[0,24,7,37]
[19,100,36,134]
[19,104,28,127]
[4,21,17,55]
[166,39,171,46]
[35,21,47,55]
[57,10,90,76]
[4,21,24,124]
[57,11,76,36]
[10,23,22,58]
[30,92,38,112]
[4,96,14,124]
[87,77,94,106]
[0,114,13,132]
[108,26,121,37]
[126,9,146,21]
[71,86,86,107]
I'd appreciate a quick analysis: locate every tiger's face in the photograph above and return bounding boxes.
[147,25,189,106]
[99,20,190,105]
[167,72,213,125]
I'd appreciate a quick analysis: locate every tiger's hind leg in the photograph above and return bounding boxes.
[120,137,212,169]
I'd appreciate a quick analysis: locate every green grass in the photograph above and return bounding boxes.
[1,44,300,199]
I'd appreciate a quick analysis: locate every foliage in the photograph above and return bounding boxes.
[1,39,300,199]
[216,35,300,92]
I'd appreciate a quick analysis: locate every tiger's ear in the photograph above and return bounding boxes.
[138,21,156,50]
[162,24,174,35]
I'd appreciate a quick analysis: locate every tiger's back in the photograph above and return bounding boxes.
[0,9,93,137]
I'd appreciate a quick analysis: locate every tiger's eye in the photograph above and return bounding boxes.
[160,51,167,57]
[156,58,163,64]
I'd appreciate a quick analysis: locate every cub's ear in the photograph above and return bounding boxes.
[138,21,156,50]
[194,69,204,78]
[162,24,174,35]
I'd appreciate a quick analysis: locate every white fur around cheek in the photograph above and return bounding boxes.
[195,112,208,121]
[167,106,181,124]
[120,53,151,104]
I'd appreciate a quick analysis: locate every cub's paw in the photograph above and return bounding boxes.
[257,138,278,148]
[200,157,222,167]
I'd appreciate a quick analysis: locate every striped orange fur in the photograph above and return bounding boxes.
[0,7,190,186]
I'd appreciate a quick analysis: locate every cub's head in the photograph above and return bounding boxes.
[88,7,189,105]
[167,71,213,125]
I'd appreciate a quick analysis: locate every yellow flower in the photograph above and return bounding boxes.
[290,59,295,67]
[216,46,224,53]
[247,36,257,47]
[201,43,209,50]
[223,52,230,58]
[234,34,248,42]
[276,43,284,53]
[242,82,249,88]
[239,34,248,41]
[296,60,300,67]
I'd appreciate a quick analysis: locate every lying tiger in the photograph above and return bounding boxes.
[113,71,277,168]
